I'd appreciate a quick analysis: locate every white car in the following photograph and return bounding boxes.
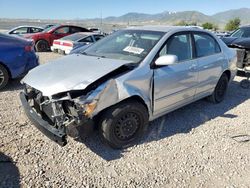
[51,32,104,55]
[8,26,43,35]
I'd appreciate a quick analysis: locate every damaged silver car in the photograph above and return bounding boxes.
[20,26,237,149]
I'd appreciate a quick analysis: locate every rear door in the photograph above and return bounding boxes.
[153,32,198,114]
[192,32,225,96]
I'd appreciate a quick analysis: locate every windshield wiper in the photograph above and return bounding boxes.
[81,51,106,58]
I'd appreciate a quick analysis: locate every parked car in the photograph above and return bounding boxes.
[23,25,91,52]
[221,26,250,76]
[88,27,102,34]
[221,26,250,46]
[0,33,39,89]
[42,24,56,30]
[20,26,237,149]
[214,31,230,38]
[8,26,44,35]
[51,32,104,55]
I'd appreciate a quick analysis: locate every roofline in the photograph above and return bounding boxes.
[125,25,204,33]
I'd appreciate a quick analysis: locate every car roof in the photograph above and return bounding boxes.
[126,25,204,33]
[10,25,43,29]
[77,32,102,35]
[0,32,31,43]
[240,25,250,28]
[57,32,103,41]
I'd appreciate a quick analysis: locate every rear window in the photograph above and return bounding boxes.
[61,33,87,41]
[79,36,93,43]
[194,33,221,57]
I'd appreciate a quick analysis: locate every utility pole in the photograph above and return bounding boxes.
[100,10,103,29]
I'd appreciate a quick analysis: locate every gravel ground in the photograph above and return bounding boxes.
[0,52,250,188]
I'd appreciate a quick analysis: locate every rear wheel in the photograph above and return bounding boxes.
[99,101,148,149]
[208,73,229,103]
[0,64,9,90]
[35,40,49,52]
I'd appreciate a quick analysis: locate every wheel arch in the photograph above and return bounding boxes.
[223,69,231,81]
[35,39,49,45]
[93,95,150,124]
[0,61,12,78]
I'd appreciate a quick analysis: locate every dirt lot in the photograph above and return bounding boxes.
[0,52,250,187]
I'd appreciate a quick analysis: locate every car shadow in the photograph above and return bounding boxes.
[1,78,23,92]
[0,152,20,188]
[77,80,250,161]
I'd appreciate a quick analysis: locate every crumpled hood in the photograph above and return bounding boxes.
[222,37,250,49]
[221,37,238,46]
[22,54,132,96]
[229,38,250,49]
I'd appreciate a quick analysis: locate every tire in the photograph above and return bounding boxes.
[240,79,250,89]
[207,73,229,103]
[99,101,149,149]
[35,40,49,52]
[0,64,9,90]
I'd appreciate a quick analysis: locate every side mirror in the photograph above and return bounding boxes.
[155,55,178,66]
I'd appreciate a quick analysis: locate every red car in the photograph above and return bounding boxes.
[23,25,91,52]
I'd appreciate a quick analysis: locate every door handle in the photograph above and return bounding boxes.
[189,64,197,71]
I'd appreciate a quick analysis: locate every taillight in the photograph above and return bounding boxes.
[53,41,60,45]
[25,45,32,52]
[63,42,73,47]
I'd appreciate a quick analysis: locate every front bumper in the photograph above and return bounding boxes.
[20,92,67,146]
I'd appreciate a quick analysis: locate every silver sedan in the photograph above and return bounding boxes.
[20,26,237,149]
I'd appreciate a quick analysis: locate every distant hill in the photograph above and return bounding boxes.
[1,8,250,31]
[102,11,212,25]
[89,8,250,26]
[212,8,250,24]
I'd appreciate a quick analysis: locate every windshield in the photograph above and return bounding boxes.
[84,29,164,63]
[230,27,250,38]
[61,33,87,41]
[43,25,59,33]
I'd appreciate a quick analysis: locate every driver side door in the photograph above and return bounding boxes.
[153,33,198,115]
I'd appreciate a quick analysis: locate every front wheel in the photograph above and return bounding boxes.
[99,101,148,149]
[207,73,229,103]
[0,64,9,90]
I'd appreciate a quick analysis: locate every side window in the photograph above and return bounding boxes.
[159,34,192,62]
[79,36,93,43]
[12,27,28,34]
[194,33,221,58]
[54,27,70,34]
[70,27,82,33]
[94,35,104,41]
[242,28,250,38]
[30,27,42,33]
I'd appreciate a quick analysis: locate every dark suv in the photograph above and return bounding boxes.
[222,26,250,75]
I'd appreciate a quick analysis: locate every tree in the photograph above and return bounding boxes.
[213,24,219,31]
[176,20,188,26]
[225,18,241,31]
[202,22,214,30]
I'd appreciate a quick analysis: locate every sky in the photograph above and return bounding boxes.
[0,0,249,19]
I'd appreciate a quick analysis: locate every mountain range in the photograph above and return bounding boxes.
[1,8,250,31]
[84,8,250,27]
